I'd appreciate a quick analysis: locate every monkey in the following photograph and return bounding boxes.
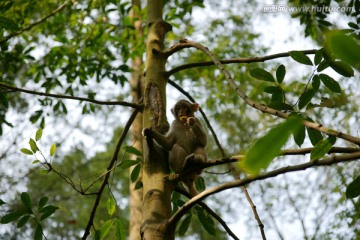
[143,99,207,196]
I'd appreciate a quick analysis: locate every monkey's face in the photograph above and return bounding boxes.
[176,105,192,119]
[172,100,199,123]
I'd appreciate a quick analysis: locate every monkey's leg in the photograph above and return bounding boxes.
[182,147,207,172]
[169,144,188,173]
[193,146,207,162]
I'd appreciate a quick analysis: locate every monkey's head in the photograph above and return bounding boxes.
[171,99,199,123]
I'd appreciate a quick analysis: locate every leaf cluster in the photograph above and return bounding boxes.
[0,193,59,240]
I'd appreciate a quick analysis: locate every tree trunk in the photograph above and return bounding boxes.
[141,0,173,239]
[129,1,143,240]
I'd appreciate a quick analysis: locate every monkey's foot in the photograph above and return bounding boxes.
[193,154,206,163]
[168,173,179,181]
[142,128,153,137]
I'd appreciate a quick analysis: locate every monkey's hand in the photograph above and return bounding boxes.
[142,128,153,138]
[187,117,196,127]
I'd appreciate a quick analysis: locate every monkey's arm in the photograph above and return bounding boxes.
[148,128,176,150]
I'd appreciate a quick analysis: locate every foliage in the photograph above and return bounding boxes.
[0,0,359,239]
[0,192,59,240]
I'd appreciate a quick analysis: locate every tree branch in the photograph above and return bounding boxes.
[165,41,317,76]
[0,83,141,109]
[168,151,360,226]
[0,1,70,44]
[82,107,139,239]
[281,147,360,155]
[178,39,360,146]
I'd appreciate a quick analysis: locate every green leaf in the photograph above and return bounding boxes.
[0,1,14,13]
[20,148,33,155]
[38,197,48,211]
[317,60,330,72]
[0,16,19,31]
[39,205,59,220]
[124,146,142,156]
[134,180,142,190]
[120,160,140,169]
[329,60,354,77]
[178,214,192,236]
[319,74,341,93]
[195,176,205,192]
[0,92,9,108]
[196,208,216,235]
[115,218,126,240]
[61,101,67,114]
[171,191,181,212]
[29,138,38,153]
[32,159,40,164]
[107,198,116,216]
[312,75,320,90]
[39,205,59,213]
[29,110,43,124]
[325,31,360,70]
[306,127,323,146]
[1,210,24,224]
[50,144,56,156]
[314,49,323,65]
[264,86,282,94]
[249,68,275,82]
[276,64,286,83]
[17,215,30,228]
[298,89,315,109]
[241,117,302,175]
[346,176,360,198]
[293,124,305,147]
[310,137,336,160]
[20,192,32,213]
[130,164,141,182]
[34,224,43,240]
[289,51,313,65]
[267,101,293,111]
[99,220,113,240]
[35,128,43,141]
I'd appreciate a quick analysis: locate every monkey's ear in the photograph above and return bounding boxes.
[171,107,176,117]
[192,103,199,112]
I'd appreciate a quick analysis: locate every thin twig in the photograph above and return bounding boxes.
[165,43,317,77]
[0,83,141,109]
[82,108,139,239]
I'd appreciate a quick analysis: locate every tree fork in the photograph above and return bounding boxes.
[141,0,174,239]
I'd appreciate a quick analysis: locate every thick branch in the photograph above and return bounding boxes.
[0,83,140,109]
[179,39,360,146]
[166,42,317,76]
[168,151,360,226]
[0,1,69,44]
[82,108,139,239]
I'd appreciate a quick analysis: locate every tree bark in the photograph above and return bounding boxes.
[129,1,144,240]
[141,0,173,239]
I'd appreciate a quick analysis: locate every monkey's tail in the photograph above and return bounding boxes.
[184,179,198,197]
